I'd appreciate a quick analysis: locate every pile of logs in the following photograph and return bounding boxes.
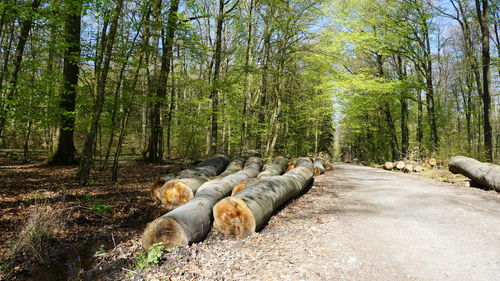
[142,155,329,250]
[383,158,437,173]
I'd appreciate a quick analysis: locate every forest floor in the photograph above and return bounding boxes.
[0,150,184,281]
[1,155,499,280]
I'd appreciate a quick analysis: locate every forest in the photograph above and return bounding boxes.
[0,0,498,183]
[0,0,499,280]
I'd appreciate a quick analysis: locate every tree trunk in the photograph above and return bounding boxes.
[449,156,499,191]
[77,0,123,184]
[423,23,439,151]
[142,157,263,249]
[146,0,180,163]
[384,106,399,161]
[241,0,255,153]
[209,0,226,155]
[213,157,313,237]
[47,0,81,165]
[0,0,42,138]
[475,0,493,161]
[396,55,409,158]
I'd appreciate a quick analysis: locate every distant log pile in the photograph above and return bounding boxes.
[449,156,500,192]
[383,158,436,173]
[143,155,330,250]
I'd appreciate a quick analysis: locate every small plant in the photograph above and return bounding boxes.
[82,194,92,201]
[94,244,106,255]
[130,243,167,275]
[12,205,64,261]
[89,202,112,217]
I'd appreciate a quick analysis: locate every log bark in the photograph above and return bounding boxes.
[257,156,289,179]
[384,161,395,170]
[142,157,263,249]
[213,157,314,237]
[219,157,245,176]
[177,154,229,178]
[448,156,500,191]
[232,156,290,195]
[313,157,326,176]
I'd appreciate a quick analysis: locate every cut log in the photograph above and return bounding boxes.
[177,154,230,178]
[231,179,256,196]
[150,155,229,203]
[403,163,413,173]
[213,157,314,237]
[422,163,431,170]
[448,156,500,191]
[395,161,405,170]
[383,161,395,170]
[427,158,437,167]
[154,177,209,210]
[313,157,326,176]
[231,157,290,196]
[219,157,245,176]
[413,164,423,173]
[156,157,245,210]
[257,156,290,179]
[142,157,263,250]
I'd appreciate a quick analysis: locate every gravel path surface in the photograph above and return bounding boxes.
[100,163,500,281]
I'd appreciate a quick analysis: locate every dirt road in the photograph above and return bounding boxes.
[102,163,500,281]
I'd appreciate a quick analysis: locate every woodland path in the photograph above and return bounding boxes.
[155,163,500,281]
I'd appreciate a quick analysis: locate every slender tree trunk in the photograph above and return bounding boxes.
[0,0,42,138]
[146,0,179,162]
[257,8,272,152]
[77,0,123,184]
[241,0,254,153]
[396,55,409,158]
[423,24,439,151]
[475,0,493,161]
[209,0,227,155]
[48,0,81,165]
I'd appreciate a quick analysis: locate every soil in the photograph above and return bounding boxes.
[0,150,185,281]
